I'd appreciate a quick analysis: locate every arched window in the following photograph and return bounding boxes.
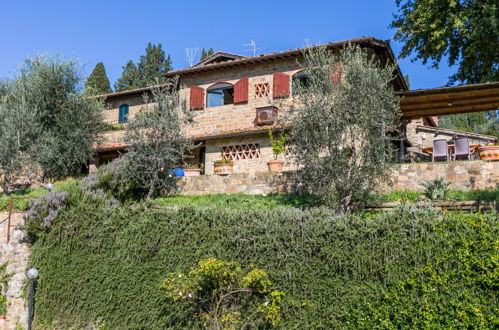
[206,82,234,107]
[292,71,309,93]
[118,104,129,123]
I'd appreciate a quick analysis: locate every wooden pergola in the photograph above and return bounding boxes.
[399,82,499,119]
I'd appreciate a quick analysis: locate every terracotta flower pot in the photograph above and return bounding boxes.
[184,169,201,177]
[478,146,499,161]
[214,162,234,175]
[0,315,6,319]
[267,159,284,172]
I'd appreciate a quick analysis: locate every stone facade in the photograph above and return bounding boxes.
[203,133,295,175]
[405,119,497,161]
[0,212,28,329]
[179,160,499,195]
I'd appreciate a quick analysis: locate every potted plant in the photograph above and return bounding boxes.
[183,163,203,177]
[267,129,287,172]
[213,158,234,175]
[478,143,499,161]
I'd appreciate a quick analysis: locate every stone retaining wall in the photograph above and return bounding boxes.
[387,160,498,191]
[180,160,499,195]
[0,212,28,329]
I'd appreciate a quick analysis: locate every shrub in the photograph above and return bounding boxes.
[27,187,498,328]
[268,129,287,160]
[161,258,284,328]
[422,177,450,201]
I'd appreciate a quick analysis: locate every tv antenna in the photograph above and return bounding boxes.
[185,47,199,67]
[242,40,265,56]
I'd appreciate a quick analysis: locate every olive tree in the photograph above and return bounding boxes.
[121,78,194,198]
[288,45,400,213]
[5,56,104,181]
[0,94,38,195]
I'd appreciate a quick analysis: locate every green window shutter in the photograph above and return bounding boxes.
[119,104,129,123]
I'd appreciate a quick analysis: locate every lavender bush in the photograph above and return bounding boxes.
[23,191,69,242]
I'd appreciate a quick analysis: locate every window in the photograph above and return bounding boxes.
[292,71,309,92]
[118,104,129,123]
[206,82,234,107]
[221,144,260,160]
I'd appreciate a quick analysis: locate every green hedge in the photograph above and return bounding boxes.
[28,186,498,328]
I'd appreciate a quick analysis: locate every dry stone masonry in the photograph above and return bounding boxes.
[180,160,499,195]
[0,212,28,329]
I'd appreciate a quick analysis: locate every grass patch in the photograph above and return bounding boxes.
[0,180,74,212]
[372,189,498,204]
[153,193,321,210]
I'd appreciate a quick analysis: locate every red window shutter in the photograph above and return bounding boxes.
[273,72,290,98]
[233,77,249,104]
[331,62,341,84]
[189,86,204,110]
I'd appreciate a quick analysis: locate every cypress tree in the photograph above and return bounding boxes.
[200,48,208,60]
[200,48,215,61]
[85,62,112,95]
[114,60,140,91]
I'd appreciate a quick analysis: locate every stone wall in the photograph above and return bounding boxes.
[0,212,28,329]
[179,172,294,195]
[180,160,499,195]
[387,160,498,191]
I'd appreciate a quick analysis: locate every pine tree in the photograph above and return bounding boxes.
[114,60,140,91]
[136,43,172,87]
[85,62,112,95]
[114,43,173,91]
[207,48,214,57]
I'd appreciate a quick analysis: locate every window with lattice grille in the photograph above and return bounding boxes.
[254,83,270,98]
[221,144,260,160]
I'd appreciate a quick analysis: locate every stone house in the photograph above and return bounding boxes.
[95,37,497,174]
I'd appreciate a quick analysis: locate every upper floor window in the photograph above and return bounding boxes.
[119,104,129,123]
[292,71,309,92]
[206,82,234,107]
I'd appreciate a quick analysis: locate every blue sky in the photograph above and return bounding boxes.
[0,0,457,90]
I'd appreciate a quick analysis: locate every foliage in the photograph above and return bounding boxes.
[200,48,215,61]
[84,62,112,95]
[268,129,287,160]
[1,55,104,181]
[114,60,140,92]
[119,78,193,198]
[27,185,498,328]
[422,177,451,201]
[214,158,233,164]
[0,87,38,195]
[372,188,499,204]
[114,43,172,91]
[0,179,77,211]
[23,191,69,243]
[439,111,499,137]
[347,214,498,328]
[161,258,284,328]
[0,263,11,316]
[288,44,400,213]
[82,157,143,202]
[154,193,320,210]
[392,0,499,85]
